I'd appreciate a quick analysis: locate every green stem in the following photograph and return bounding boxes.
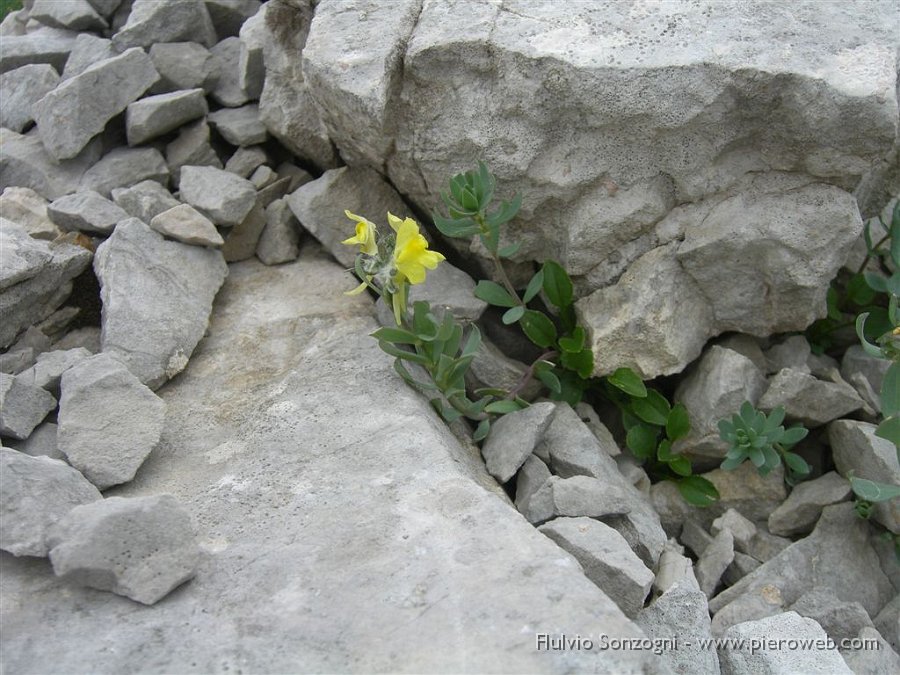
[858,233,891,275]
[506,350,558,400]
[474,214,523,304]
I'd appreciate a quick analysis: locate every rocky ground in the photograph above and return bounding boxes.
[1,1,899,674]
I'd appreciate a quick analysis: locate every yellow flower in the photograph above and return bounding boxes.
[387,213,445,285]
[341,210,379,255]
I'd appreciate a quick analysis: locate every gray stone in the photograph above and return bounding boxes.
[21,348,92,395]
[61,34,117,80]
[47,190,129,235]
[85,0,123,20]
[0,64,59,132]
[615,455,651,496]
[768,471,851,536]
[0,34,74,74]
[742,526,793,564]
[653,540,700,595]
[0,8,26,36]
[674,345,768,465]
[637,582,720,675]
[148,42,212,95]
[759,368,864,427]
[0,128,101,201]
[80,147,169,198]
[765,335,813,374]
[47,494,199,605]
[112,0,217,49]
[0,349,36,376]
[842,345,892,400]
[711,509,757,552]
[406,263,487,324]
[207,36,249,107]
[179,165,256,227]
[0,187,59,240]
[463,336,540,401]
[723,552,762,587]
[0,218,53,290]
[221,177,291,262]
[0,373,56,440]
[276,161,314,192]
[790,589,875,644]
[249,165,278,189]
[0,250,660,672]
[165,119,222,186]
[29,0,106,31]
[94,218,227,389]
[256,198,300,265]
[829,420,900,533]
[697,462,788,529]
[52,327,101,355]
[481,402,556,483]
[680,519,714,557]
[57,354,165,489]
[111,180,181,223]
[224,145,267,177]
[35,307,81,343]
[874,595,900,653]
[32,48,159,161]
[237,3,265,99]
[719,612,852,674]
[808,350,842,379]
[716,334,768,372]
[256,0,337,167]
[0,222,93,348]
[576,243,715,378]
[537,402,614,480]
[6,422,66,461]
[649,480,692,538]
[539,517,653,618]
[523,475,632,526]
[205,0,261,38]
[709,504,894,635]
[208,104,267,146]
[841,626,900,675]
[286,166,415,268]
[125,88,208,146]
[150,204,224,248]
[574,402,622,457]
[0,449,101,557]
[696,529,734,598]
[514,454,550,513]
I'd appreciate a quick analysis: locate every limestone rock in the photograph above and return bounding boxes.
[208,104,267,146]
[112,0,217,49]
[32,48,160,160]
[47,495,200,605]
[29,0,107,31]
[237,3,265,99]
[47,190,129,235]
[224,145,267,177]
[148,42,212,95]
[653,540,700,595]
[150,204,224,248]
[207,37,249,107]
[126,88,208,146]
[0,218,52,290]
[840,626,900,675]
[765,335,813,374]
[205,0,261,39]
[0,128,101,201]
[94,218,228,389]
[0,373,57,440]
[0,34,75,74]
[790,589,875,644]
[0,64,59,132]
[842,345,891,399]
[221,177,291,262]
[57,354,166,489]
[696,529,734,598]
[79,147,169,198]
[539,517,653,618]
[165,119,222,185]
[696,462,788,529]
[759,368,864,427]
[711,509,757,553]
[874,595,900,653]
[481,402,556,483]
[768,472,851,536]
[463,336,540,401]
[0,449,101,557]
[179,165,256,227]
[256,198,300,265]
[21,347,93,395]
[523,475,631,526]
[514,454,550,513]
[111,180,181,223]
[536,402,613,480]
[5,422,66,461]
[249,165,278,189]
[0,187,59,240]
[61,34,118,80]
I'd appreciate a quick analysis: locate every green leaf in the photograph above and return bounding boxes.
[371,326,420,345]
[554,369,588,406]
[677,476,720,508]
[876,415,900,448]
[891,209,900,268]
[498,242,522,258]
[780,426,809,446]
[535,367,562,394]
[667,455,692,477]
[523,269,545,303]
[502,305,526,325]
[607,367,647,398]
[486,193,522,227]
[542,260,573,309]
[825,286,842,321]
[783,452,811,476]
[485,399,526,414]
[430,398,463,423]
[558,327,585,354]
[473,418,491,442]
[378,340,430,366]
[888,272,900,297]
[720,455,745,471]
[762,407,786,434]
[850,476,900,502]
[856,313,885,358]
[412,301,437,338]
[393,359,438,391]
[666,403,691,442]
[739,401,756,425]
[560,348,593,379]
[632,389,670,427]
[847,273,877,307]
[865,271,889,294]
[461,325,482,357]
[432,213,479,238]
[626,423,658,460]
[474,280,518,308]
[520,310,558,348]
[882,362,900,419]
[749,446,765,468]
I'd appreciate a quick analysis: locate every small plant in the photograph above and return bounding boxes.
[717,402,811,485]
[849,473,900,519]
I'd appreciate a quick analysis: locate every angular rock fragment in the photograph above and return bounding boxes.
[32,48,159,160]
[165,119,222,185]
[790,589,875,644]
[765,335,812,374]
[126,88,208,146]
[57,354,165,489]
[6,422,66,461]
[842,345,891,399]
[237,3,265,99]
[61,34,117,80]
[111,180,181,223]
[535,402,613,480]
[206,0,261,39]
[0,64,59,132]
[723,552,761,587]
[768,472,851,536]
[514,454,550,513]
[718,612,852,674]
[0,187,59,240]
[256,198,300,265]
[523,475,631,526]
[481,402,556,483]
[841,626,900,675]
[112,0,217,49]
[406,263,487,324]
[150,204,224,248]
[874,595,900,653]
[208,104,267,146]
[696,528,734,598]
[52,327,101,354]
[221,177,290,261]
[697,462,788,528]
[539,517,653,618]
[276,162,313,192]
[249,165,278,189]
[207,36,250,107]
[0,128,101,200]
[0,373,57,440]
[0,34,75,74]
[0,449,101,557]
[47,190,129,235]
[79,147,169,197]
[179,165,256,227]
[463,336,541,401]
[758,368,864,427]
[48,494,200,605]
[148,42,212,94]
[29,0,107,31]
[711,509,757,552]
[653,540,699,595]
[94,218,228,388]
[224,145,267,177]
[0,218,52,289]
[20,347,92,395]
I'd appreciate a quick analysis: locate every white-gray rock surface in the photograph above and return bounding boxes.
[179,165,256,227]
[0,187,59,240]
[481,402,556,483]
[112,0,217,49]
[149,204,224,248]
[0,64,59,132]
[125,88,208,146]
[523,475,631,526]
[111,180,181,223]
[208,103,267,146]
[0,373,56,441]
[759,368,864,427]
[148,42,212,94]
[768,471,851,536]
[47,190,129,235]
[256,198,300,265]
[79,146,169,197]
[165,119,223,185]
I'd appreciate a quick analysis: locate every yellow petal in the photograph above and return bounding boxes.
[387,212,404,232]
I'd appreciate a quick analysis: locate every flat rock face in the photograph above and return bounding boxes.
[0,247,659,673]
[94,218,228,389]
